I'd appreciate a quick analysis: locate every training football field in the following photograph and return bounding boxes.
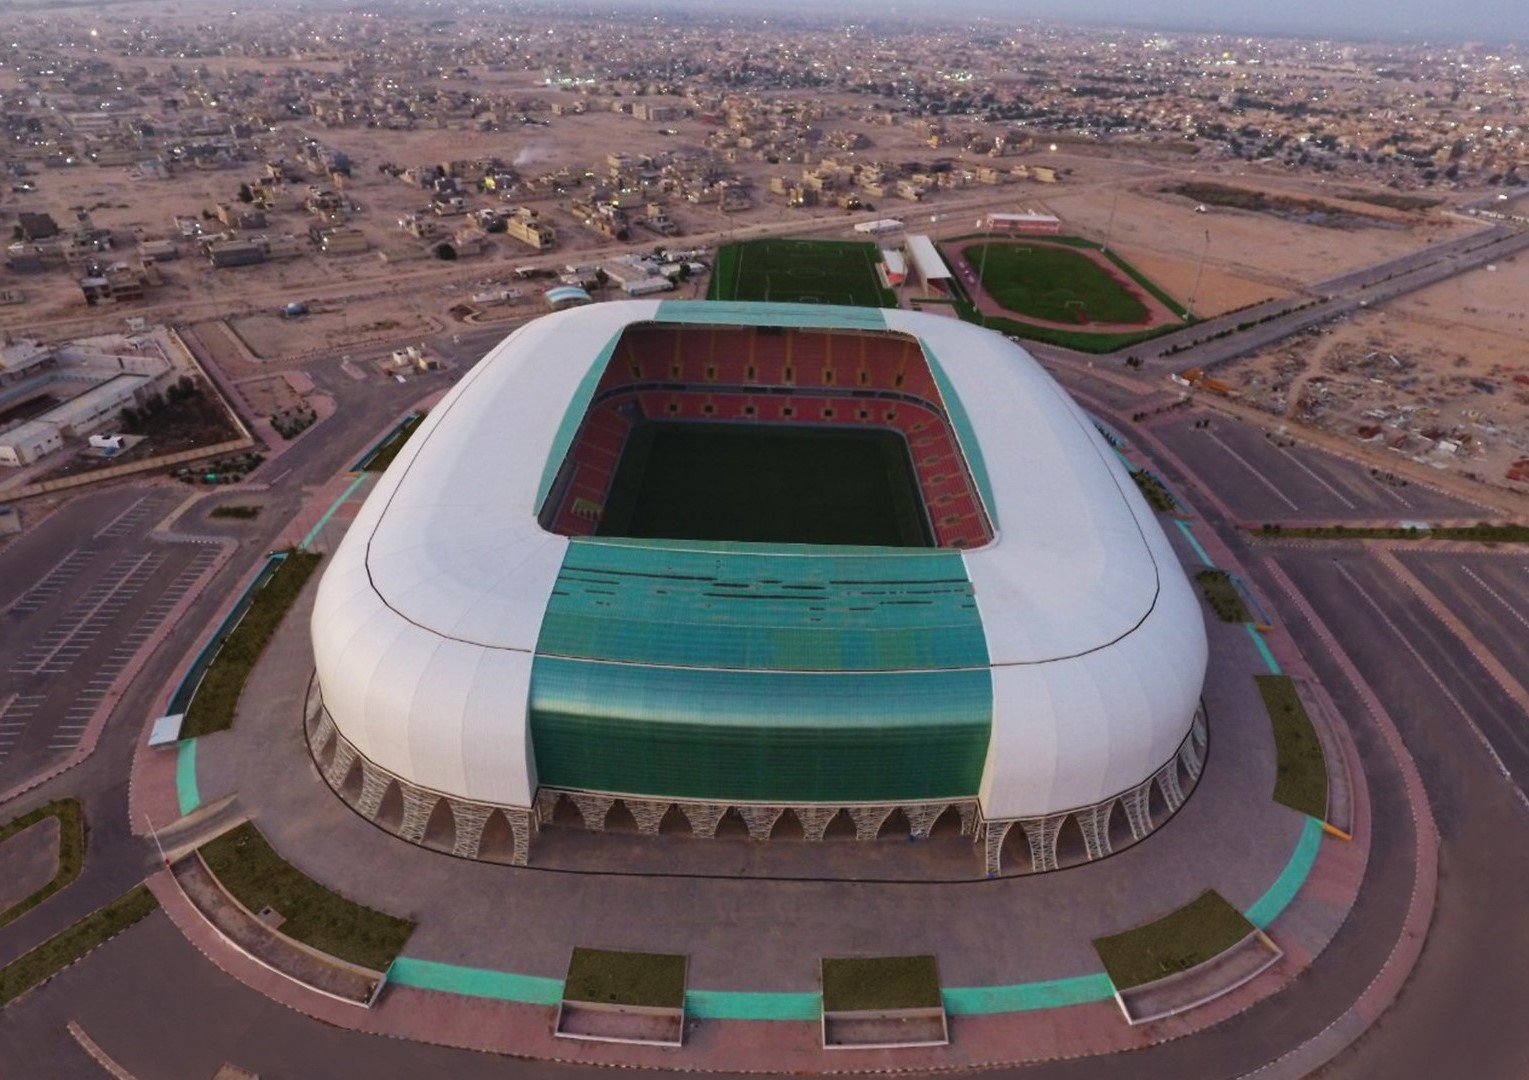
[962,242,1150,324]
[708,239,896,308]
[598,422,930,547]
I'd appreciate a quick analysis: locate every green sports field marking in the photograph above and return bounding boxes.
[1174,518,1214,567]
[942,973,1115,1015]
[686,989,822,1020]
[176,739,200,816]
[387,957,564,1003]
[1247,623,1282,675]
[1245,815,1323,929]
[301,473,367,551]
[383,812,1324,1020]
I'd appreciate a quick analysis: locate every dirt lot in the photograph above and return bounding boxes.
[1041,181,1474,293]
[1219,292,1529,494]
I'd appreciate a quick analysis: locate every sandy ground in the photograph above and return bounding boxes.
[1112,246,1290,318]
[228,310,435,360]
[1040,183,1473,292]
[1219,298,1529,494]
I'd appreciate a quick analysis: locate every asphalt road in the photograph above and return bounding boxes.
[1397,551,1529,685]
[1266,548,1529,1079]
[1134,224,1529,371]
[1148,413,1491,523]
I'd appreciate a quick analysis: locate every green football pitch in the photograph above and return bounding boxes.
[597,422,931,547]
[707,239,897,308]
[963,242,1150,324]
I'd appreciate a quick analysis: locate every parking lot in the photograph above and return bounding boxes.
[0,487,221,776]
[1397,551,1529,695]
[1152,412,1493,522]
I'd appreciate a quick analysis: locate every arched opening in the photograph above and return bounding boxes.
[551,794,585,828]
[770,809,806,841]
[1176,752,1197,799]
[823,809,856,840]
[714,807,750,839]
[315,731,337,775]
[604,801,640,834]
[877,807,911,840]
[1147,780,1171,832]
[658,804,691,836]
[478,809,519,863]
[1053,814,1089,867]
[929,805,963,838]
[1106,799,1134,852]
[422,798,456,851]
[1000,821,1033,875]
[339,757,364,802]
[375,780,404,832]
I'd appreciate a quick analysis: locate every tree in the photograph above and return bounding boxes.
[433,241,457,261]
[237,182,255,204]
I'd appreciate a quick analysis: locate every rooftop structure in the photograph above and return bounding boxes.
[309,301,1208,873]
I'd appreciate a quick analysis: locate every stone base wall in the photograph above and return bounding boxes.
[306,675,1206,876]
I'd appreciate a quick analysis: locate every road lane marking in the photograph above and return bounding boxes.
[1204,431,1300,512]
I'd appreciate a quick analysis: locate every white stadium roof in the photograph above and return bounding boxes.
[312,301,1206,821]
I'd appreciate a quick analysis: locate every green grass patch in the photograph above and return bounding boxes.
[1255,522,1529,544]
[599,421,930,547]
[1130,469,1177,513]
[1257,674,1329,819]
[1093,890,1254,991]
[199,823,414,971]
[563,947,687,1008]
[209,504,260,520]
[962,241,1150,324]
[821,955,942,1012]
[0,885,158,1008]
[362,413,425,472]
[0,800,84,930]
[938,243,1185,354]
[706,238,895,308]
[180,551,322,738]
[1195,569,1252,623]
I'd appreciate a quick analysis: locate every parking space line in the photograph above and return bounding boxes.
[1203,431,1300,512]
[1272,443,1357,510]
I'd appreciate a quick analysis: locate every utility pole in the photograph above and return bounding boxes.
[1188,229,1210,321]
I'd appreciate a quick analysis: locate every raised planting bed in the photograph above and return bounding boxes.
[1195,569,1252,623]
[556,947,687,1046]
[1093,890,1255,993]
[1257,674,1329,819]
[821,955,948,1049]
[197,822,413,972]
[0,799,84,929]
[359,413,425,472]
[1254,522,1529,544]
[179,551,322,738]
[1131,469,1177,513]
[0,885,157,1007]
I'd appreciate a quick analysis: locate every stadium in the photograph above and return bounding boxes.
[307,300,1209,875]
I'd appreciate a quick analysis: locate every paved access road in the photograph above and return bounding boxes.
[1264,547,1529,1079]
[1150,413,1491,523]
[1397,551,1529,689]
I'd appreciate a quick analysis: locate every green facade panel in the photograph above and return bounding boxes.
[537,538,988,673]
[528,657,992,802]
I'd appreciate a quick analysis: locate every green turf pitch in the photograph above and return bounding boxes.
[708,239,896,308]
[598,422,931,547]
[964,242,1150,324]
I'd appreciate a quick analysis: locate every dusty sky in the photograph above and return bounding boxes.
[704,0,1528,43]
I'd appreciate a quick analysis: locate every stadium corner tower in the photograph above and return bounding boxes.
[308,300,1208,875]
